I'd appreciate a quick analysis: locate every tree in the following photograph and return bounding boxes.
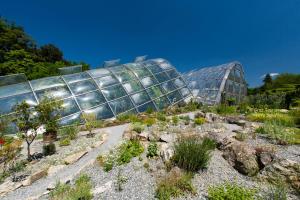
[81,113,97,137]
[262,74,273,91]
[35,97,63,142]
[39,44,63,63]
[14,101,39,160]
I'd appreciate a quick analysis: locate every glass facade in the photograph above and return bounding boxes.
[0,58,192,127]
[184,62,247,105]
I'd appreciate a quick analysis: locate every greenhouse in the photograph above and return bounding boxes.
[183,61,247,105]
[0,58,192,126]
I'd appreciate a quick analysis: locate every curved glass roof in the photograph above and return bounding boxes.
[183,62,247,105]
[0,58,192,126]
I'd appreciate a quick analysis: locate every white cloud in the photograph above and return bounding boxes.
[260,73,279,79]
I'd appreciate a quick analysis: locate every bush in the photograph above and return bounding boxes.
[43,143,56,156]
[235,132,248,141]
[156,112,167,121]
[180,115,190,125]
[247,111,295,127]
[155,170,195,200]
[143,118,156,127]
[117,140,144,165]
[172,116,179,125]
[215,104,237,115]
[194,117,205,125]
[208,182,257,200]
[256,121,300,145]
[172,136,215,172]
[49,174,93,200]
[59,138,71,146]
[132,123,144,133]
[147,142,158,158]
[58,125,79,140]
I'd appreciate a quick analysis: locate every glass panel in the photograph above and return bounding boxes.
[161,81,176,92]
[88,68,111,78]
[109,96,134,114]
[61,97,80,117]
[63,72,91,83]
[59,65,82,75]
[0,74,27,87]
[173,78,185,88]
[0,82,32,98]
[109,65,126,73]
[125,63,141,70]
[154,96,170,110]
[165,70,179,79]
[94,75,118,88]
[137,102,156,113]
[140,76,158,88]
[147,65,163,74]
[131,91,151,105]
[159,62,173,70]
[154,72,170,83]
[146,85,164,99]
[131,67,152,78]
[59,112,82,126]
[167,90,183,103]
[35,86,71,101]
[180,87,190,97]
[123,80,143,94]
[31,76,65,91]
[0,92,37,115]
[115,70,136,82]
[76,91,106,110]
[84,103,114,119]
[101,84,127,101]
[69,79,97,95]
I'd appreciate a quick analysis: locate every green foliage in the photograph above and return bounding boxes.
[208,182,257,200]
[43,143,56,156]
[58,125,79,140]
[194,117,206,125]
[266,179,287,200]
[143,117,156,127]
[81,113,97,136]
[156,112,167,121]
[235,132,248,141]
[172,136,215,172]
[256,120,300,145]
[247,93,286,109]
[215,104,237,115]
[146,107,154,114]
[247,111,295,127]
[179,115,190,125]
[117,140,144,165]
[59,138,71,146]
[172,116,179,125]
[132,123,144,133]
[49,174,93,200]
[147,142,158,158]
[115,169,128,192]
[155,171,195,200]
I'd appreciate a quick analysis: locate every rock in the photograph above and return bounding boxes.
[207,131,235,148]
[258,152,274,168]
[222,141,259,176]
[205,113,224,123]
[138,131,149,141]
[64,150,88,165]
[25,168,48,186]
[123,130,138,140]
[160,143,174,162]
[148,130,160,142]
[260,159,300,191]
[93,181,113,194]
[159,133,176,143]
[47,165,66,176]
[194,111,205,118]
[0,180,22,196]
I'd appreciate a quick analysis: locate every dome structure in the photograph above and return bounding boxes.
[183,62,247,105]
[0,58,192,127]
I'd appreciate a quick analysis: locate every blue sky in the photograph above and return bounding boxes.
[1,0,300,87]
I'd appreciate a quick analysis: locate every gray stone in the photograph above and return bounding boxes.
[64,150,88,165]
[159,133,176,143]
[93,181,113,194]
[160,143,174,162]
[138,131,149,141]
[47,165,66,176]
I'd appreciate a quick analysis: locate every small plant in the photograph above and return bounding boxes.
[59,138,71,146]
[235,132,248,141]
[156,112,167,121]
[247,112,295,127]
[115,169,127,191]
[146,107,154,114]
[215,104,237,115]
[58,125,79,140]
[147,142,158,158]
[82,113,97,137]
[143,162,150,169]
[208,182,257,200]
[265,179,287,200]
[43,143,56,156]
[172,116,179,125]
[117,139,144,165]
[49,174,93,200]
[132,123,144,133]
[143,117,156,127]
[172,136,215,172]
[155,170,195,200]
[194,117,206,125]
[180,115,190,125]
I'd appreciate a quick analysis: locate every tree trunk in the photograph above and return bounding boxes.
[26,141,31,160]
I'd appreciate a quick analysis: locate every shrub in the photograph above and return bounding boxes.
[147,142,158,158]
[208,182,257,200]
[117,140,144,165]
[155,170,195,200]
[143,162,150,169]
[180,115,190,125]
[43,143,56,156]
[146,107,154,114]
[235,132,248,141]
[132,123,144,133]
[247,112,295,127]
[115,169,127,191]
[59,138,71,146]
[172,136,215,172]
[58,125,79,140]
[265,179,287,200]
[194,117,205,125]
[143,118,156,127]
[172,116,179,125]
[256,121,300,145]
[215,104,237,115]
[49,174,93,200]
[156,112,167,121]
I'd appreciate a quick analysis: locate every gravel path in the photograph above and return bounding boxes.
[2,124,129,200]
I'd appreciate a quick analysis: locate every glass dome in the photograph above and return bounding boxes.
[183,62,247,105]
[0,58,192,127]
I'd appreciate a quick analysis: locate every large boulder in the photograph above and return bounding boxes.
[222,141,260,176]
